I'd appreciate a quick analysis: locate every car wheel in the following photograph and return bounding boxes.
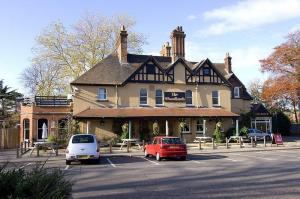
[156,153,161,161]
[66,160,71,165]
[180,156,187,161]
[144,150,149,157]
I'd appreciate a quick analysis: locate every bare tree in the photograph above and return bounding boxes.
[247,79,263,104]
[21,13,147,95]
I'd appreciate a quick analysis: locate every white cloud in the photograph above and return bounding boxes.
[201,0,300,35]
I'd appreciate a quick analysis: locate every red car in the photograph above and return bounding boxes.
[144,136,187,161]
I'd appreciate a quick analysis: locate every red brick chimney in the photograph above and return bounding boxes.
[160,42,171,57]
[116,25,128,63]
[170,26,185,62]
[224,52,232,74]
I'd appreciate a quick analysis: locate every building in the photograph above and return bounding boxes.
[19,96,72,143]
[71,26,252,142]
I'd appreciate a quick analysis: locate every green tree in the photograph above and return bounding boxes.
[0,84,22,117]
[21,13,147,95]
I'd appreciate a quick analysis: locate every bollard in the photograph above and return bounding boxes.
[239,137,242,148]
[212,138,215,149]
[126,141,130,153]
[24,141,27,151]
[20,142,23,154]
[264,136,266,147]
[109,142,112,154]
[55,144,58,156]
[254,136,257,147]
[16,144,19,158]
[251,137,253,147]
[226,137,229,149]
[142,140,145,150]
[198,139,202,150]
[37,145,40,157]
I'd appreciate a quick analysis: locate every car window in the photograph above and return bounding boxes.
[162,138,182,144]
[72,135,94,143]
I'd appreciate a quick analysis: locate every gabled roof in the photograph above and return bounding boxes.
[165,57,193,73]
[251,103,271,117]
[227,73,253,100]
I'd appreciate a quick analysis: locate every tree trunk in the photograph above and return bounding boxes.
[292,100,299,123]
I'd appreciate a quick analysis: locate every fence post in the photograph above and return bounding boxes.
[109,141,112,154]
[251,137,254,147]
[142,140,145,150]
[239,137,242,148]
[212,138,215,149]
[198,139,202,150]
[24,141,27,151]
[20,142,23,154]
[37,145,40,157]
[127,141,130,153]
[264,136,266,147]
[254,136,257,147]
[226,137,229,149]
[55,144,58,156]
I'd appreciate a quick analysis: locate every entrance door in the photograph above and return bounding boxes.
[37,119,48,141]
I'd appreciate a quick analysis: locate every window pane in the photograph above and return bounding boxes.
[196,120,203,132]
[186,90,192,105]
[212,91,218,98]
[98,88,107,100]
[156,89,163,105]
[234,87,239,98]
[140,89,147,105]
[213,98,219,105]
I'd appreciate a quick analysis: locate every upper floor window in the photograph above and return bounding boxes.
[212,91,220,106]
[155,89,163,106]
[203,67,211,76]
[98,88,107,101]
[140,88,148,105]
[234,87,240,98]
[186,90,193,106]
[146,64,155,74]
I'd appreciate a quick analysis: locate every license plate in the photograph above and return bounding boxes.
[77,155,89,159]
[169,146,178,149]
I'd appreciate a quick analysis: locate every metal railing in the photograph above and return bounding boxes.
[34,96,70,106]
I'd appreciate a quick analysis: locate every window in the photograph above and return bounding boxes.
[196,119,204,134]
[72,135,94,143]
[234,87,240,98]
[212,91,220,106]
[98,88,107,100]
[140,88,148,105]
[37,119,48,140]
[203,67,210,76]
[186,90,193,106]
[181,119,190,133]
[155,89,163,106]
[23,119,30,140]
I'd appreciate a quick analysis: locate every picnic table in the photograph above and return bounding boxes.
[29,141,58,157]
[120,139,142,150]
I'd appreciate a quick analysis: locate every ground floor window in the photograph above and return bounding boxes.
[196,119,204,134]
[181,119,190,133]
[251,117,272,133]
[23,119,30,140]
[37,119,48,140]
[58,119,68,141]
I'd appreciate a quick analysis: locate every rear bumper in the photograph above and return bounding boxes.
[66,153,100,161]
[160,151,187,158]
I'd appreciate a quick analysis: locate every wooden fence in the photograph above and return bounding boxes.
[0,128,19,149]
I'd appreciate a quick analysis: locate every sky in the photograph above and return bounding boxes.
[1,0,300,94]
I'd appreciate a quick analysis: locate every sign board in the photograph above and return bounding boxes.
[164,92,185,102]
[272,133,283,145]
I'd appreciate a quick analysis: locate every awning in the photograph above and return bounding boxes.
[74,107,239,118]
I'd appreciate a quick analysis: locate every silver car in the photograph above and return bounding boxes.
[66,134,100,165]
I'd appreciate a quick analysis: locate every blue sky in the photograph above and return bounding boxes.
[1,0,300,94]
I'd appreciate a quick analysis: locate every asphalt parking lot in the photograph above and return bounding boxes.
[2,148,300,199]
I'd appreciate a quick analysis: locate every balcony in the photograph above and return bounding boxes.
[34,96,71,106]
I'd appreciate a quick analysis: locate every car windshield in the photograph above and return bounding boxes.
[162,138,182,144]
[72,135,94,143]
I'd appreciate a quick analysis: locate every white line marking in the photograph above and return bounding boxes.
[233,153,275,161]
[19,163,32,169]
[141,157,160,165]
[191,160,201,164]
[107,158,116,167]
[64,165,70,170]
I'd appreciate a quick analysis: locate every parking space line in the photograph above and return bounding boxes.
[232,153,275,161]
[141,157,160,165]
[64,165,70,170]
[106,158,116,167]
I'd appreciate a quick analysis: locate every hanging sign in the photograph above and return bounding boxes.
[164,92,185,102]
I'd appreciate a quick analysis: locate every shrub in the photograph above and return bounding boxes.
[152,122,159,136]
[239,126,248,137]
[272,111,291,136]
[47,134,57,142]
[213,122,225,143]
[0,162,73,199]
[120,123,129,139]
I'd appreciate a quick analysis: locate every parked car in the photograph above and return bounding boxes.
[144,136,187,161]
[66,134,100,165]
[248,129,272,140]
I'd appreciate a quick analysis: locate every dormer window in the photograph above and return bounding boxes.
[234,87,240,98]
[146,64,155,74]
[203,67,210,76]
[98,88,107,101]
[186,90,193,106]
[140,88,148,106]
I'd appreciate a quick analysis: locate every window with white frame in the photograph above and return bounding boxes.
[234,87,240,98]
[98,88,107,100]
[212,91,220,106]
[196,119,204,134]
[140,88,148,105]
[186,90,193,106]
[181,119,190,133]
[155,89,163,106]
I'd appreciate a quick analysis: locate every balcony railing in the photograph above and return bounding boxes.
[34,96,70,106]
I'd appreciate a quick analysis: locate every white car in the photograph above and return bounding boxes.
[66,134,100,165]
[248,129,272,140]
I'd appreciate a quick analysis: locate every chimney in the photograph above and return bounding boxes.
[170,26,186,62]
[160,42,171,57]
[116,25,128,64]
[224,52,232,74]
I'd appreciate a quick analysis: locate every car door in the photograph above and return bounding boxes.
[154,138,161,155]
[147,138,157,155]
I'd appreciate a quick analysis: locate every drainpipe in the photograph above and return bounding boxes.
[115,85,118,108]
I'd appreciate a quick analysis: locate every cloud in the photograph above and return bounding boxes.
[290,24,300,32]
[200,0,300,35]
